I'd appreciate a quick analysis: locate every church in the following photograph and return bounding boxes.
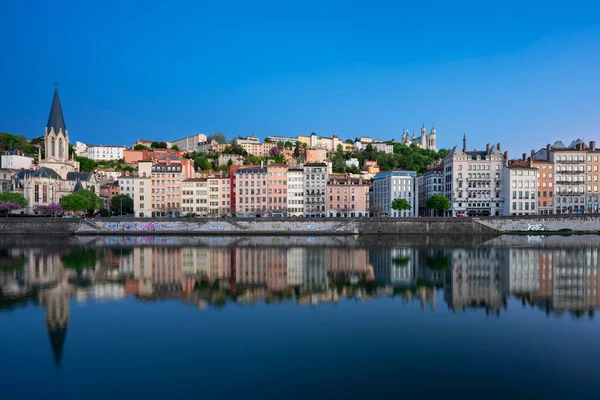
[401,124,437,152]
[13,86,99,213]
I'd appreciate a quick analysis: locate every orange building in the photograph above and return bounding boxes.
[123,149,151,165]
[531,158,554,214]
[267,164,288,217]
[151,156,183,217]
[305,148,327,163]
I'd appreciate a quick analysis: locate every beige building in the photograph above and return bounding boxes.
[218,153,245,167]
[133,161,152,217]
[207,176,231,216]
[303,163,328,217]
[150,158,183,217]
[502,157,538,216]
[169,133,207,152]
[182,178,209,216]
[444,136,505,217]
[305,148,327,163]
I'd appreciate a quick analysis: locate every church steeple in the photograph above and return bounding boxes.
[47,83,67,135]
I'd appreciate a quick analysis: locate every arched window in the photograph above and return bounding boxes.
[51,138,56,157]
[58,139,64,159]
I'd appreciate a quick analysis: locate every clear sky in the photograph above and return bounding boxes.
[0,0,599,156]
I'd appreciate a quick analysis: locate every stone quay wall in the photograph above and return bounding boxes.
[0,215,598,236]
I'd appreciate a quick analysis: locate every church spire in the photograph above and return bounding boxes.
[47,84,67,135]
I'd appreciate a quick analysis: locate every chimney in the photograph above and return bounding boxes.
[497,143,501,151]
[522,153,526,161]
[590,141,596,151]
[463,134,467,153]
[531,149,535,157]
[486,143,490,154]
[503,151,508,160]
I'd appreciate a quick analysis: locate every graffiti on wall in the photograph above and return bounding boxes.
[527,224,546,231]
[206,225,224,231]
[98,222,175,231]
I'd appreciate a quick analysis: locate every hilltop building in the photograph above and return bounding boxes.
[401,124,437,152]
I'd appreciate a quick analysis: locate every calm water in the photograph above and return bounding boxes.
[1,234,599,399]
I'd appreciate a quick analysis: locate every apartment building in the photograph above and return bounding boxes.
[266,136,297,145]
[1,150,34,170]
[169,133,207,152]
[133,161,152,217]
[87,145,126,161]
[444,137,505,217]
[181,178,208,215]
[370,170,417,217]
[586,141,599,213]
[502,157,538,216]
[372,143,394,154]
[266,164,288,217]
[326,174,370,217]
[530,157,554,215]
[207,176,231,216]
[303,163,328,217]
[235,166,268,217]
[287,169,304,217]
[421,164,444,216]
[150,159,183,217]
[118,173,135,199]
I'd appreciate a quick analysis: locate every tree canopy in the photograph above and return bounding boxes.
[207,132,227,144]
[194,156,213,171]
[392,198,412,211]
[60,193,91,213]
[133,144,146,151]
[425,194,451,215]
[75,156,95,172]
[0,192,27,208]
[171,144,179,150]
[269,146,281,157]
[110,194,134,215]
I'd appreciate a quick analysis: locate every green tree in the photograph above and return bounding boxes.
[150,141,160,149]
[425,194,451,216]
[293,146,300,158]
[75,156,95,172]
[0,192,27,208]
[284,141,293,149]
[171,144,179,150]
[392,198,412,212]
[75,189,103,213]
[133,144,146,151]
[60,193,91,213]
[264,137,272,143]
[195,156,212,171]
[62,248,103,270]
[110,194,134,215]
[345,139,354,144]
[207,132,226,144]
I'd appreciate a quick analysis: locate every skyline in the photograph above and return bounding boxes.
[1,1,599,156]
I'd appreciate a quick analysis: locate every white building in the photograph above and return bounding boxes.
[345,158,359,169]
[502,157,538,216]
[444,136,505,217]
[266,136,297,145]
[182,178,209,216]
[87,145,126,161]
[1,150,34,170]
[287,168,304,217]
[118,173,136,200]
[133,161,152,217]
[303,163,327,217]
[422,165,445,216]
[370,170,418,217]
[372,143,394,154]
[74,141,88,157]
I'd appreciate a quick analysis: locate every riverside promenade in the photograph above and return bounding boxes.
[0,214,599,236]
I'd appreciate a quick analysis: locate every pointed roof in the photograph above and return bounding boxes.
[47,85,67,134]
[73,180,84,192]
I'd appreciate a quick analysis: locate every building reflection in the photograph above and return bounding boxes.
[2,238,600,367]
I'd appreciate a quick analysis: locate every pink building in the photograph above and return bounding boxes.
[267,164,288,217]
[326,173,370,217]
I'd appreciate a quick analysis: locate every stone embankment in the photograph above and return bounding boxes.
[0,214,598,236]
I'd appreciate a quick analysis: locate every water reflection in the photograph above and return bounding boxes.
[1,235,600,367]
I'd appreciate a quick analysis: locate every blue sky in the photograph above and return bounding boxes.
[0,0,599,156]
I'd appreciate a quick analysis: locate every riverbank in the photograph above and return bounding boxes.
[0,215,599,235]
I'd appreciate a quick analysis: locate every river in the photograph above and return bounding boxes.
[1,235,599,399]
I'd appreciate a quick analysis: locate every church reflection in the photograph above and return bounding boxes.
[1,237,600,367]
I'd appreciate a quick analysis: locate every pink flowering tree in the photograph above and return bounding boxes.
[269,146,281,157]
[0,201,22,217]
[34,203,62,217]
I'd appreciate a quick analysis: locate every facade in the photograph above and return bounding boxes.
[118,173,135,199]
[169,133,207,152]
[417,175,424,216]
[133,161,151,217]
[422,164,444,216]
[1,150,34,170]
[0,168,11,193]
[182,178,209,215]
[303,163,328,217]
[400,125,437,151]
[552,141,586,214]
[150,159,183,217]
[530,158,554,214]
[123,149,151,165]
[266,136,297,145]
[372,143,394,154]
[207,176,231,216]
[444,137,505,217]
[287,169,304,217]
[217,154,245,167]
[502,158,538,216]
[345,158,359,169]
[326,174,370,217]
[86,145,126,161]
[370,170,417,217]
[74,141,88,157]
[305,148,327,164]
[99,182,120,208]
[266,164,288,217]
[586,142,599,213]
[235,166,268,217]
